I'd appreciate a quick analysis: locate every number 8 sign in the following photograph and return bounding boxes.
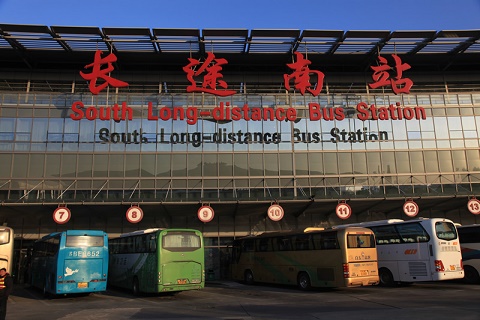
[126,206,143,224]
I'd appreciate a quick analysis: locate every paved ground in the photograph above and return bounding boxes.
[6,280,480,319]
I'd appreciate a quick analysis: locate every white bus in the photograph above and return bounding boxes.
[0,227,14,274]
[457,224,480,284]
[339,218,464,286]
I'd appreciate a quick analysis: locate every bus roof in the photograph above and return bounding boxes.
[119,228,165,237]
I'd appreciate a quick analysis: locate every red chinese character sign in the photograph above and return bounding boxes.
[80,50,129,95]
[183,52,236,97]
[335,202,352,220]
[369,54,413,95]
[53,206,71,224]
[267,204,284,222]
[403,200,419,217]
[126,206,143,224]
[467,197,480,215]
[284,52,324,97]
[198,205,215,223]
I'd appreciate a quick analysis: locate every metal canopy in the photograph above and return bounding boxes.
[0,24,480,71]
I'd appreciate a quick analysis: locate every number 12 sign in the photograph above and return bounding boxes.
[403,200,419,217]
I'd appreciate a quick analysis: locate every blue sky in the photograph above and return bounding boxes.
[0,0,479,31]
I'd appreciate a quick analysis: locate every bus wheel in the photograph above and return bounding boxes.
[463,266,480,284]
[379,268,395,287]
[132,277,140,296]
[244,270,254,285]
[297,272,311,291]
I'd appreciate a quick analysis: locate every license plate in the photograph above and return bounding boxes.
[177,279,187,284]
[450,265,456,271]
[360,270,369,276]
[77,282,88,288]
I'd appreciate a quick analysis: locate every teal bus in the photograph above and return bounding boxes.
[30,230,109,295]
[108,228,204,295]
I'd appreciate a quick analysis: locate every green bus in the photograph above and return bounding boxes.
[108,228,204,295]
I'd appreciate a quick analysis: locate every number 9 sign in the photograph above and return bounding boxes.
[335,202,352,220]
[198,205,214,223]
[53,207,71,224]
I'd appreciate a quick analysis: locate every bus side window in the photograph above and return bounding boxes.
[294,235,310,251]
[321,232,339,250]
[149,235,157,252]
[277,237,292,251]
[256,238,269,252]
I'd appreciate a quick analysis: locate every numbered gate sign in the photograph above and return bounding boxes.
[335,202,352,220]
[198,205,214,223]
[403,200,419,217]
[267,204,284,222]
[126,206,143,224]
[53,207,71,224]
[467,198,480,215]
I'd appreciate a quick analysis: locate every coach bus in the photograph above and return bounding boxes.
[108,228,204,295]
[340,218,464,286]
[230,227,379,290]
[30,230,109,295]
[0,227,14,274]
[457,224,480,284]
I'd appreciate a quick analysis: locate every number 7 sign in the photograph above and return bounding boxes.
[53,207,71,224]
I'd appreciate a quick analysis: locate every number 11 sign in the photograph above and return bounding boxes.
[335,202,352,220]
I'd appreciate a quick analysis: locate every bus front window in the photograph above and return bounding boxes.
[163,232,201,251]
[66,236,104,247]
[0,231,10,245]
[435,222,458,241]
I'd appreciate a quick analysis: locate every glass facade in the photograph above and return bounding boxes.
[1,91,480,203]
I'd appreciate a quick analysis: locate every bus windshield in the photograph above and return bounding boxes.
[435,221,457,241]
[0,231,10,245]
[162,232,201,251]
[347,234,375,248]
[66,235,104,247]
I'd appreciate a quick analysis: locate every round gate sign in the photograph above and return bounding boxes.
[53,207,71,224]
[198,205,214,223]
[335,202,352,220]
[403,200,419,217]
[267,204,284,222]
[126,206,143,224]
[467,198,480,215]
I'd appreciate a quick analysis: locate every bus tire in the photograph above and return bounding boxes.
[132,277,140,296]
[297,272,311,291]
[379,268,395,287]
[463,265,480,284]
[244,270,254,285]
